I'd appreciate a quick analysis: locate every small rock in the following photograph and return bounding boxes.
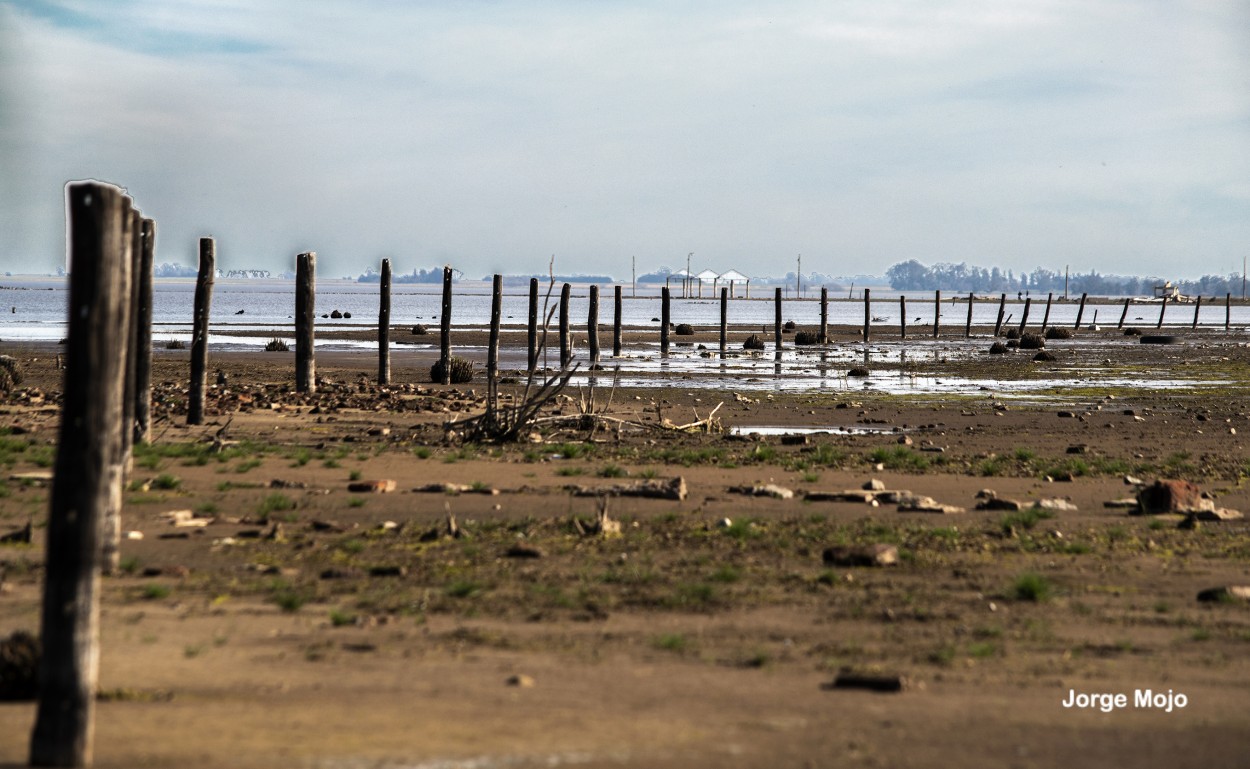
[730,483,793,500]
[348,480,397,493]
[1137,480,1212,515]
[1197,586,1250,603]
[897,495,964,514]
[1057,410,1076,418]
[828,672,908,692]
[1033,498,1078,512]
[863,479,886,491]
[506,674,535,688]
[822,544,898,567]
[505,543,545,559]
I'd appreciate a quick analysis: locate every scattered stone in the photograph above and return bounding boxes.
[976,497,1025,511]
[310,520,348,533]
[729,483,794,500]
[822,544,898,567]
[569,476,686,501]
[1136,480,1213,515]
[367,565,407,577]
[1190,508,1243,522]
[320,567,364,580]
[162,509,213,528]
[1032,351,1057,362]
[506,674,536,688]
[1197,586,1250,603]
[897,495,964,514]
[1123,475,1143,485]
[505,543,545,559]
[988,342,1008,355]
[827,672,909,693]
[414,482,498,495]
[863,479,886,491]
[0,630,40,701]
[1033,498,1078,512]
[1103,498,1140,509]
[125,530,144,540]
[141,565,190,578]
[1057,410,1076,418]
[8,471,53,485]
[896,435,913,446]
[780,434,808,446]
[847,367,870,377]
[348,479,397,493]
[1066,444,1088,454]
[269,479,308,489]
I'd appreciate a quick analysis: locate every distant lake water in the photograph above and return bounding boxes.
[1,278,1245,351]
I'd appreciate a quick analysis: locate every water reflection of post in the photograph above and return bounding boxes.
[819,350,828,388]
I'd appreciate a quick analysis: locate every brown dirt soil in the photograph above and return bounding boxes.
[2,331,1250,768]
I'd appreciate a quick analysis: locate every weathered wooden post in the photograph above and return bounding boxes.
[1226,293,1232,331]
[31,181,132,767]
[187,237,215,424]
[863,288,871,342]
[487,274,502,414]
[933,290,941,338]
[899,295,907,339]
[1074,292,1088,329]
[1157,295,1168,329]
[1041,292,1053,330]
[377,258,391,384]
[719,287,728,358]
[559,282,571,368]
[819,287,829,343]
[133,218,155,445]
[295,252,317,392]
[1017,297,1031,333]
[660,286,670,357]
[1192,295,1202,329]
[774,287,783,358]
[527,277,539,372]
[612,285,622,357]
[438,265,453,383]
[1118,298,1131,329]
[964,292,974,337]
[588,284,600,367]
[993,293,1006,336]
[120,208,140,477]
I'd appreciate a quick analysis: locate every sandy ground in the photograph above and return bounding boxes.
[2,325,1250,768]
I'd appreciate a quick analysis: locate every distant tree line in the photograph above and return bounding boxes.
[153,262,198,278]
[885,260,1243,297]
[357,267,447,284]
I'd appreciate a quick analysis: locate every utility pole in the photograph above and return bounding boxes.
[686,252,692,299]
[797,254,801,298]
[632,256,636,298]
[1064,265,1069,300]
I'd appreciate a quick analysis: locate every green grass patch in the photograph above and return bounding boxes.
[1011,572,1053,602]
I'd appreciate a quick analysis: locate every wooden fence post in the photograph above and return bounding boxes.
[899,295,906,339]
[774,287,783,358]
[612,285,622,357]
[1192,295,1202,329]
[1226,293,1232,331]
[559,282,571,368]
[720,287,728,357]
[487,274,502,414]
[120,208,140,477]
[1118,298,1130,329]
[661,287,670,356]
[933,290,940,338]
[588,284,600,367]
[819,287,828,343]
[1074,292,1088,329]
[1157,295,1167,329]
[377,258,391,385]
[438,265,453,383]
[133,218,154,445]
[965,292,974,337]
[295,252,317,392]
[1017,297,1031,333]
[863,288,871,342]
[1041,292,1053,330]
[993,293,1006,336]
[187,237,215,424]
[31,181,131,767]
[527,277,539,372]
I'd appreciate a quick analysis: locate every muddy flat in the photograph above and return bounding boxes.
[1,326,1249,768]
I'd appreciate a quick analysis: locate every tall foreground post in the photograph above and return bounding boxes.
[993,293,1006,336]
[527,278,539,372]
[295,252,317,393]
[899,295,907,339]
[1226,293,1232,331]
[187,237,215,424]
[1157,295,1167,329]
[120,209,140,474]
[1041,292,1053,329]
[1118,299,1131,329]
[588,284,600,367]
[1018,297,1032,333]
[438,266,452,384]
[133,218,155,444]
[1192,295,1202,329]
[612,285,623,357]
[720,287,728,357]
[1074,292,1088,329]
[964,293,974,337]
[933,290,941,338]
[378,259,391,385]
[559,283,571,368]
[32,181,132,767]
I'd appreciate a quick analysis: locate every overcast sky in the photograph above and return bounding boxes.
[1,1,1247,280]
